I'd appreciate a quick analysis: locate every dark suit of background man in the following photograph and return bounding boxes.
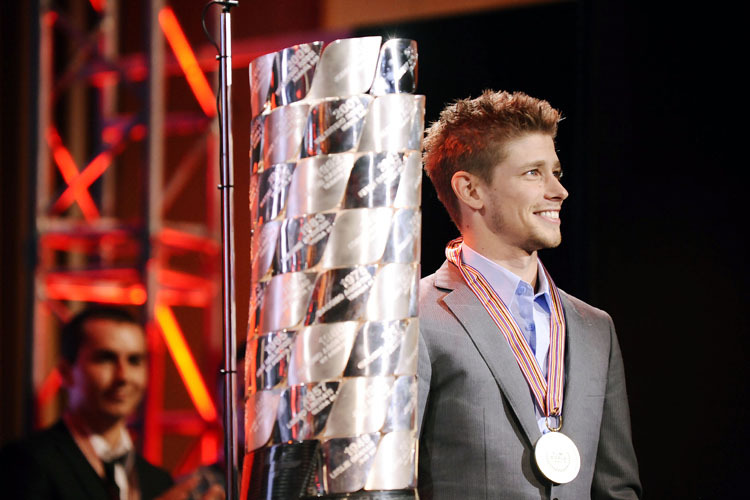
[0,307,223,500]
[417,90,642,499]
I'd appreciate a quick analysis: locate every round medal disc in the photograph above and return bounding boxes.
[534,431,581,484]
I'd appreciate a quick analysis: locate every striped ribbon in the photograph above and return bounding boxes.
[445,237,566,418]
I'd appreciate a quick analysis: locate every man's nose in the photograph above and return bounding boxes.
[546,175,568,201]
[114,359,130,381]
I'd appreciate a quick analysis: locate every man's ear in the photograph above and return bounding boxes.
[451,170,484,211]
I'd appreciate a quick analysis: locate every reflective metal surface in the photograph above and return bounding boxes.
[370,39,418,96]
[323,377,393,437]
[303,95,373,158]
[306,266,377,324]
[250,330,296,390]
[358,95,425,153]
[288,322,359,385]
[246,36,421,498]
[273,42,323,108]
[259,271,316,333]
[263,103,309,166]
[252,162,295,225]
[305,37,382,100]
[277,381,340,442]
[322,433,381,493]
[344,320,415,377]
[319,208,392,268]
[364,430,417,490]
[250,42,323,118]
[286,153,356,217]
[250,221,280,282]
[246,389,281,452]
[366,263,419,320]
[275,213,336,274]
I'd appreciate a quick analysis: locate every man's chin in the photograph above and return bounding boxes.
[524,233,562,252]
[100,402,139,421]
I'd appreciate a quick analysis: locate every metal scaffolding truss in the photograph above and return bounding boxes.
[32,0,222,473]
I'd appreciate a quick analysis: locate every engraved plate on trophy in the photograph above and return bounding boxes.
[263,103,309,166]
[259,271,316,334]
[392,151,423,208]
[381,376,418,433]
[305,266,377,325]
[364,430,417,490]
[303,95,373,158]
[277,381,340,442]
[247,280,268,337]
[250,113,265,172]
[358,94,425,153]
[273,42,323,108]
[323,376,393,437]
[254,162,295,225]
[343,152,408,209]
[246,389,282,452]
[250,221,281,283]
[251,330,296,390]
[275,213,336,275]
[287,322,359,386]
[382,208,421,264]
[366,263,419,320]
[305,37,382,100]
[250,52,275,119]
[285,153,356,217]
[322,433,381,493]
[343,320,410,378]
[320,208,392,268]
[394,319,419,376]
[370,39,418,96]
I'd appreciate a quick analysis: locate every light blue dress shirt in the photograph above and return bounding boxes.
[461,242,555,434]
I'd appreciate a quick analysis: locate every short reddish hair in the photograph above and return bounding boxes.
[423,89,561,227]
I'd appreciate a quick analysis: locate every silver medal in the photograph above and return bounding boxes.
[534,431,581,484]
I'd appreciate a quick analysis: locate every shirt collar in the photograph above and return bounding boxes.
[460,241,551,307]
[89,427,134,464]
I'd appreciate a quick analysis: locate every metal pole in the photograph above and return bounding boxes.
[218,2,238,499]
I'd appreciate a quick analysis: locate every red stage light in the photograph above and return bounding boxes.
[45,282,148,305]
[158,7,217,117]
[36,368,63,409]
[47,127,100,221]
[89,0,105,13]
[155,304,218,422]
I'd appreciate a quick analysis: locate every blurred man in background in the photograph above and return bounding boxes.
[0,306,223,500]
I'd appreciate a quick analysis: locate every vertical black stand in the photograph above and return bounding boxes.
[216,2,239,499]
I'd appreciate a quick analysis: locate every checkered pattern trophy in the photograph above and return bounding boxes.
[243,37,423,499]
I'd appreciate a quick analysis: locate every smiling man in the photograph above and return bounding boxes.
[417,90,641,499]
[0,307,222,500]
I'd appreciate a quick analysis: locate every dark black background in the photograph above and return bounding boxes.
[357,2,746,497]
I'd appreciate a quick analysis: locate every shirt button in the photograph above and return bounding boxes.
[527,324,535,331]
[515,287,524,296]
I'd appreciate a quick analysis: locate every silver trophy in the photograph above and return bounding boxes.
[244,36,422,500]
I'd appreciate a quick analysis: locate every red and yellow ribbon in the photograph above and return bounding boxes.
[445,237,566,418]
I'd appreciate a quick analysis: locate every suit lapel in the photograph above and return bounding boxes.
[51,421,109,499]
[435,261,542,446]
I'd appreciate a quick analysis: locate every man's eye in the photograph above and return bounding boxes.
[128,355,146,366]
[92,352,117,363]
[554,170,564,179]
[524,170,539,176]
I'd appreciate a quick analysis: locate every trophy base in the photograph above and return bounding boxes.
[302,490,417,500]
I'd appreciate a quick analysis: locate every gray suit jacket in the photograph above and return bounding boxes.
[417,260,641,499]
